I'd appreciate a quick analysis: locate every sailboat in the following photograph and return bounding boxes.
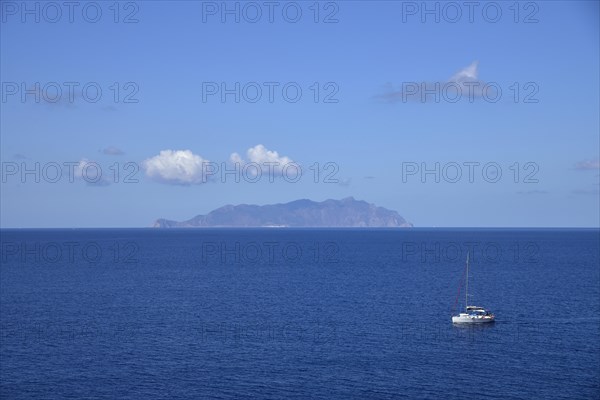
[452,252,495,324]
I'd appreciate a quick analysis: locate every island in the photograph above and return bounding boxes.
[153,197,412,228]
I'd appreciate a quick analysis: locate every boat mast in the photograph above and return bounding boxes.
[465,252,469,312]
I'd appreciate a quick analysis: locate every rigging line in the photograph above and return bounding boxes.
[451,260,468,314]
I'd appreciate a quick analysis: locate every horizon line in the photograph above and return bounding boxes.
[1,226,599,230]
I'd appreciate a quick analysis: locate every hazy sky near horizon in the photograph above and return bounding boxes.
[1,1,599,228]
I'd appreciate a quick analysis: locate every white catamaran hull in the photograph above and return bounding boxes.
[452,315,495,324]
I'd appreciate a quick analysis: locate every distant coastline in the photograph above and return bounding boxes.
[153,197,413,228]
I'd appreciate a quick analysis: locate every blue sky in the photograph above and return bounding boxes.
[1,1,599,227]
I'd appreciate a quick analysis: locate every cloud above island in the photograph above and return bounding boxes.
[230,144,295,176]
[141,145,294,185]
[142,149,211,185]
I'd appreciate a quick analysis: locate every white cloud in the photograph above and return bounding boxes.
[379,60,489,102]
[73,159,88,179]
[143,150,210,185]
[446,60,488,98]
[230,144,294,175]
[230,151,244,165]
[71,159,110,186]
[449,61,479,83]
[575,159,600,170]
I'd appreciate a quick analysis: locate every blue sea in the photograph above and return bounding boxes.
[1,228,599,399]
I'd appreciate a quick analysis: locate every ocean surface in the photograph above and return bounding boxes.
[1,228,599,399]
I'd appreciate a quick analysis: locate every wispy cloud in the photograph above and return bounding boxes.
[142,150,211,185]
[449,61,480,83]
[571,159,600,195]
[338,178,352,187]
[572,188,599,196]
[102,146,124,156]
[574,159,600,170]
[516,190,548,195]
[377,61,490,103]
